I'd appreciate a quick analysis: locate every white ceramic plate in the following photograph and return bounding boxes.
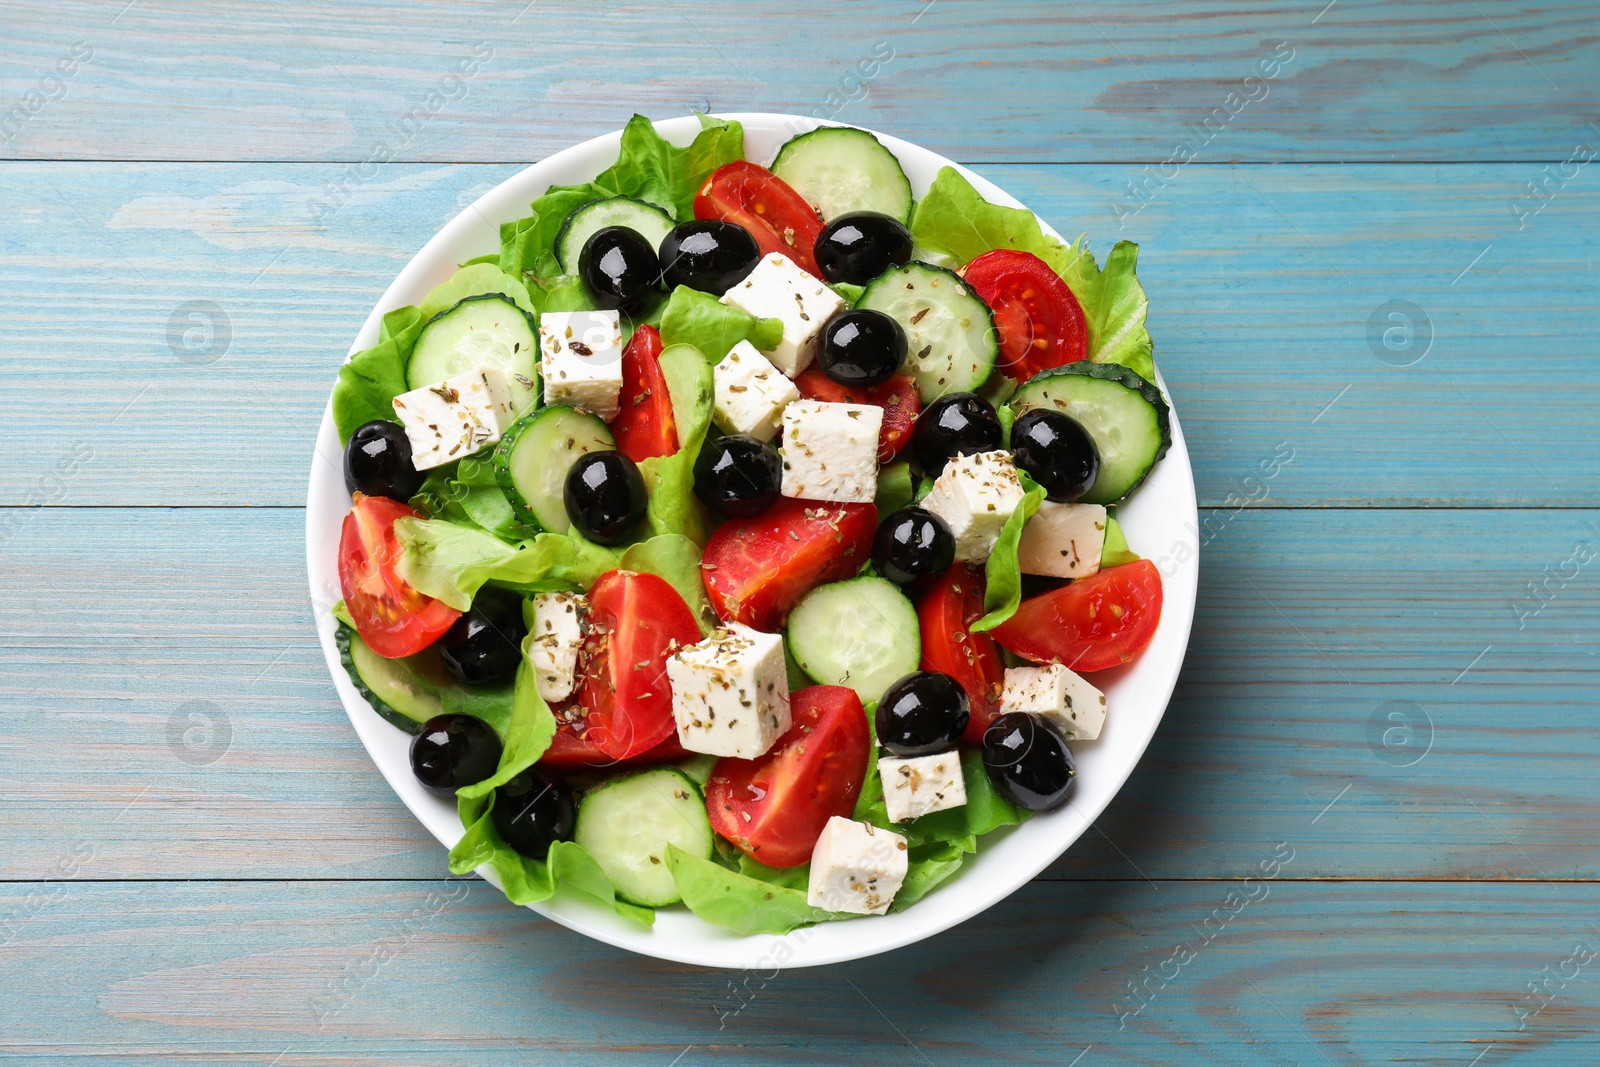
[306,114,1198,970]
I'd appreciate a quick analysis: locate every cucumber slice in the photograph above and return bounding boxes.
[771,127,914,223]
[492,405,615,534]
[408,294,540,416]
[574,768,712,907]
[858,263,996,403]
[555,196,677,274]
[786,576,920,707]
[336,625,448,734]
[1009,362,1171,504]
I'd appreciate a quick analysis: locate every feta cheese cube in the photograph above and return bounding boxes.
[878,752,967,823]
[667,623,791,759]
[525,591,587,704]
[713,340,799,442]
[1017,502,1108,580]
[806,816,909,915]
[719,252,846,377]
[779,399,883,504]
[538,310,624,420]
[391,367,516,471]
[921,450,1026,561]
[1001,663,1107,740]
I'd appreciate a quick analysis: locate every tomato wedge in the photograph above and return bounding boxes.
[701,498,877,631]
[793,367,920,463]
[539,712,690,770]
[576,571,703,759]
[991,559,1163,672]
[694,161,825,278]
[705,685,870,867]
[959,250,1087,381]
[337,494,461,658]
[917,564,1006,746]
[609,324,678,463]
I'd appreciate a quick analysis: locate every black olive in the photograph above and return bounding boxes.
[659,219,761,295]
[876,672,970,758]
[491,769,576,859]
[911,392,1003,472]
[438,586,526,685]
[982,712,1076,811]
[692,434,782,517]
[817,308,907,388]
[343,420,424,502]
[814,211,914,285]
[578,226,662,316]
[872,507,955,589]
[1010,409,1100,502]
[564,450,647,545]
[410,713,502,792]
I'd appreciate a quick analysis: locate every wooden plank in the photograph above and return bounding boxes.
[0,878,1592,1063]
[3,161,1597,507]
[3,1,1595,162]
[1,506,1594,881]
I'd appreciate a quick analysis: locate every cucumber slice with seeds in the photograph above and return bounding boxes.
[492,405,615,534]
[1008,362,1171,504]
[858,262,997,403]
[555,196,677,275]
[771,126,914,222]
[408,293,539,416]
[336,625,449,734]
[574,768,712,907]
[786,576,920,707]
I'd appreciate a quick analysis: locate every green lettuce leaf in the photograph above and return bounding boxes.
[499,114,744,282]
[667,844,842,935]
[331,306,425,444]
[393,517,621,611]
[457,646,557,800]
[829,281,865,305]
[1090,241,1155,383]
[909,167,1156,383]
[619,534,716,633]
[874,460,915,517]
[893,840,967,911]
[970,484,1047,632]
[1101,512,1140,567]
[447,455,524,540]
[637,344,716,546]
[910,166,1100,304]
[451,794,651,925]
[658,286,783,364]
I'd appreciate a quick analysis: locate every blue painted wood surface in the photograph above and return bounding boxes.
[2,1,1598,1063]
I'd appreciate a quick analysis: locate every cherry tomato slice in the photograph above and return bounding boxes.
[917,563,1006,746]
[576,571,704,759]
[793,367,920,464]
[991,559,1163,672]
[337,493,461,658]
[701,498,877,631]
[609,325,678,463]
[694,161,825,278]
[705,685,870,868]
[959,249,1088,381]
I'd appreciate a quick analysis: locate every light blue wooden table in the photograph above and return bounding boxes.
[3,1,1597,1062]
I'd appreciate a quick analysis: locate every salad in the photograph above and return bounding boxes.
[327,115,1170,935]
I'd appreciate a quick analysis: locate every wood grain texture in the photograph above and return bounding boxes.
[3,160,1597,507]
[2,1,1596,163]
[2,506,1593,882]
[2,879,1595,1064]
